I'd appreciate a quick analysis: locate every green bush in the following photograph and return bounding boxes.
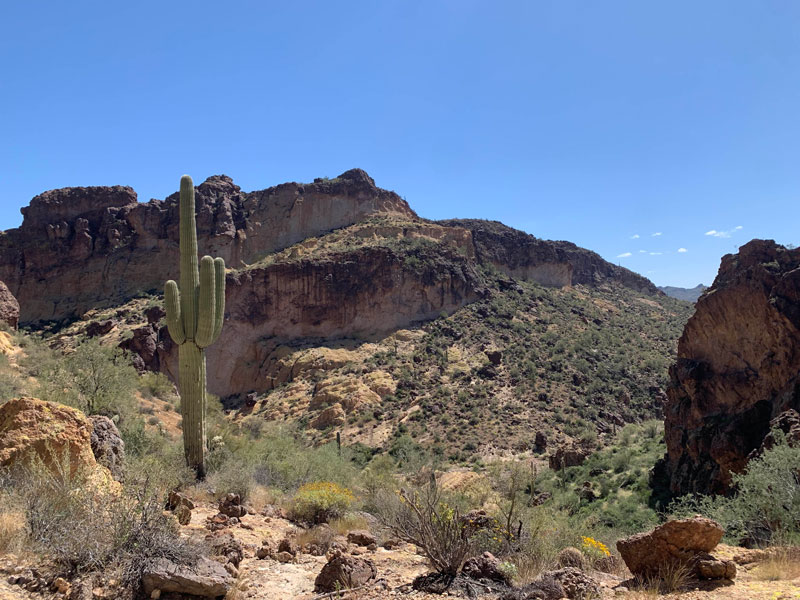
[289,481,355,524]
[670,430,800,545]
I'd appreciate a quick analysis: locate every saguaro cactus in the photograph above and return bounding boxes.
[165,175,225,478]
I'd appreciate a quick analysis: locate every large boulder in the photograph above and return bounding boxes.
[0,397,115,486]
[0,281,19,329]
[462,551,511,584]
[88,415,125,482]
[314,550,376,592]
[617,517,735,580]
[141,557,233,598]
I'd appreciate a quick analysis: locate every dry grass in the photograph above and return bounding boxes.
[247,484,284,512]
[295,525,335,553]
[329,514,370,536]
[508,553,555,586]
[751,550,800,581]
[631,562,692,594]
[0,507,25,554]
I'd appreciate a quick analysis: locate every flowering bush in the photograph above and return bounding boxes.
[581,536,611,559]
[289,482,355,524]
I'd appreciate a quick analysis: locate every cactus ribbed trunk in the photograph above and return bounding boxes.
[179,343,206,478]
[165,174,225,479]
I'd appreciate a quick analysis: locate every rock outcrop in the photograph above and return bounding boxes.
[0,169,414,323]
[440,219,661,294]
[617,517,735,580]
[0,281,20,329]
[2,170,664,329]
[0,397,116,486]
[659,240,800,496]
[88,415,125,482]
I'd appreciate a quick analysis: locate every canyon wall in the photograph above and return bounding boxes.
[659,239,800,496]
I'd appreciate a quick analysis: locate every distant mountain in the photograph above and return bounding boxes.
[658,284,707,302]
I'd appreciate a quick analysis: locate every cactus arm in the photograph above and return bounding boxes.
[211,257,225,344]
[179,175,199,341]
[195,256,217,348]
[164,280,185,344]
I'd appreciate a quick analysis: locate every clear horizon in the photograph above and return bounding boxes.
[2,1,798,288]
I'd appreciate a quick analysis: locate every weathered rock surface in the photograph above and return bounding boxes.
[141,557,233,598]
[616,517,735,580]
[1,170,414,323]
[0,281,19,329]
[660,240,800,496]
[313,550,376,592]
[440,219,661,294]
[88,415,125,482]
[0,397,113,484]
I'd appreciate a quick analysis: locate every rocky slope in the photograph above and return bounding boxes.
[657,240,800,497]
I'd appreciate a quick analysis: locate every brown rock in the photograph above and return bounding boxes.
[204,530,244,567]
[310,404,346,430]
[659,240,800,496]
[278,536,298,556]
[616,517,730,579]
[88,415,125,482]
[314,550,377,593]
[218,493,247,518]
[462,551,510,584]
[0,281,20,329]
[166,490,195,511]
[346,530,376,547]
[547,567,601,600]
[174,504,192,526]
[141,557,233,597]
[0,397,115,486]
[274,551,294,563]
[548,444,589,470]
[696,556,737,580]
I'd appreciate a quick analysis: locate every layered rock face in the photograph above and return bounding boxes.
[0,169,414,323]
[660,240,800,496]
[440,219,660,294]
[167,243,486,397]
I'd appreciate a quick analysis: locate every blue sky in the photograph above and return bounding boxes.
[1,1,798,287]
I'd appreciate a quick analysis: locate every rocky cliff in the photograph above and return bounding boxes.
[658,239,800,496]
[440,219,661,294]
[0,169,414,323]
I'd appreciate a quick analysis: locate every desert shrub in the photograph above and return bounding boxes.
[289,481,355,524]
[9,453,198,582]
[36,338,138,420]
[137,371,176,400]
[206,457,255,501]
[671,430,800,545]
[376,476,484,576]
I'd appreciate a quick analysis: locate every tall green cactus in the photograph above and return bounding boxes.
[165,175,225,478]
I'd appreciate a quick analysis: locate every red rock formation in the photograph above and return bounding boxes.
[0,169,414,323]
[660,239,800,496]
[0,280,19,329]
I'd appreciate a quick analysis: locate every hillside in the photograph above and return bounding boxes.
[657,284,707,302]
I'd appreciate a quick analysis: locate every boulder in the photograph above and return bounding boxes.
[314,550,377,593]
[462,551,510,584]
[0,397,115,487]
[616,517,734,579]
[204,531,244,568]
[167,490,195,511]
[141,557,233,598]
[218,493,247,518]
[547,568,601,599]
[0,281,20,329]
[88,415,125,482]
[346,530,377,547]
